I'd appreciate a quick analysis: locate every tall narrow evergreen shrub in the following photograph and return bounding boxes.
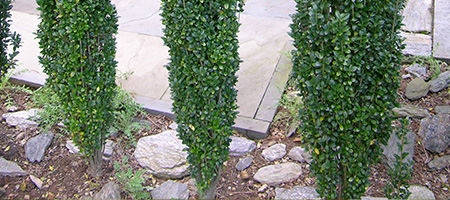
[0,0,21,79]
[161,0,244,198]
[290,0,406,198]
[36,0,118,176]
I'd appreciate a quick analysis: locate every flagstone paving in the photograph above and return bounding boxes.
[8,0,449,138]
[10,0,295,138]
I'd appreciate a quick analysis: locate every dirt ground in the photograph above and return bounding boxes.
[1,60,450,199]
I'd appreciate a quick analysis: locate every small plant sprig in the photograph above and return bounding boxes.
[113,156,151,199]
[385,118,413,199]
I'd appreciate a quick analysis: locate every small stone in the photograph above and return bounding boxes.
[393,104,430,119]
[24,195,30,200]
[402,74,412,79]
[275,186,320,200]
[1,109,40,128]
[240,170,250,180]
[93,181,121,200]
[151,180,189,200]
[15,132,25,140]
[258,184,269,193]
[7,106,18,112]
[288,146,312,163]
[0,157,26,176]
[187,178,198,194]
[429,71,450,92]
[405,78,430,100]
[381,131,415,169]
[169,122,178,130]
[25,132,54,162]
[419,114,450,153]
[0,188,5,197]
[436,106,450,115]
[229,136,256,157]
[235,156,253,171]
[408,185,435,200]
[254,163,302,185]
[428,155,450,170]
[406,63,427,78]
[65,140,81,155]
[29,175,43,189]
[102,140,115,160]
[262,144,287,161]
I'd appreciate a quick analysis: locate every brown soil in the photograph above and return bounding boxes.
[1,61,450,199]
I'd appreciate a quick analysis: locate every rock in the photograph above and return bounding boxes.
[419,115,450,153]
[169,122,178,130]
[0,187,5,197]
[93,181,121,200]
[433,0,450,60]
[7,106,18,112]
[436,106,450,115]
[382,131,415,169]
[0,157,26,176]
[229,136,256,157]
[288,146,312,163]
[25,132,54,162]
[405,78,430,100]
[151,180,189,200]
[240,170,250,180]
[393,104,430,119]
[400,32,432,57]
[134,130,189,179]
[405,63,428,78]
[65,140,82,155]
[258,184,269,193]
[428,155,450,170]
[429,71,450,92]
[65,139,115,159]
[402,74,412,79]
[236,156,253,171]
[262,144,286,161]
[2,109,40,128]
[102,140,115,160]
[254,162,302,185]
[401,0,432,33]
[408,185,435,200]
[275,186,320,200]
[29,175,43,189]
[15,132,25,140]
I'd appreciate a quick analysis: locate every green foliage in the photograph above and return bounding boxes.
[0,0,21,80]
[32,86,64,132]
[111,87,150,147]
[290,0,406,198]
[384,119,413,199]
[161,0,244,197]
[114,156,151,199]
[36,0,118,176]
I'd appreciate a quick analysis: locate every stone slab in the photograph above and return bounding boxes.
[400,32,432,57]
[401,0,432,33]
[243,0,296,19]
[433,0,450,61]
[255,41,293,122]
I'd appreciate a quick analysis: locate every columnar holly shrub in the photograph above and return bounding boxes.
[36,0,118,176]
[290,0,406,198]
[161,0,243,198]
[0,0,21,80]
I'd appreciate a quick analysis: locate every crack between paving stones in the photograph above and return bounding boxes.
[252,53,283,120]
[120,10,160,26]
